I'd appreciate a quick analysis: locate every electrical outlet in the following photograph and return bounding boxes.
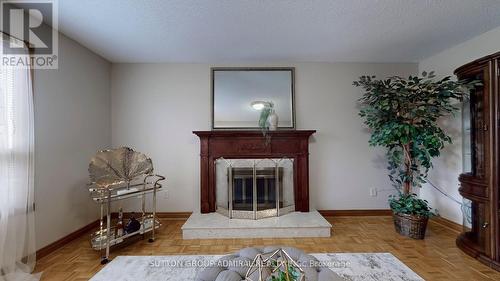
[369,188,378,197]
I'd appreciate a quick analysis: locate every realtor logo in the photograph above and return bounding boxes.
[1,0,58,68]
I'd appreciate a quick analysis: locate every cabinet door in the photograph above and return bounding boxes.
[496,59,500,262]
[468,68,490,180]
[470,201,491,254]
[460,64,492,256]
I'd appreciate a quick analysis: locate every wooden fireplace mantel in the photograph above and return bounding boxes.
[193,130,316,213]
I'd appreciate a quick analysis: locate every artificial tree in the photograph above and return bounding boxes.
[353,71,478,221]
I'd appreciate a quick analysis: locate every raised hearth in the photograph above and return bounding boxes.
[181,210,331,239]
[193,130,316,214]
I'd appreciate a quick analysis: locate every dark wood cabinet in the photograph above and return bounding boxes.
[456,52,500,270]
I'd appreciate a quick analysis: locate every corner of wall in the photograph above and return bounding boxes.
[34,30,113,250]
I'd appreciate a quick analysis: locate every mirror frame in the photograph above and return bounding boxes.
[211,67,296,130]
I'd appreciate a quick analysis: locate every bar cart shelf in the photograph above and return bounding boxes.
[88,174,165,264]
[90,215,161,250]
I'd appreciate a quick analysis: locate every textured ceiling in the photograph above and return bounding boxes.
[57,0,500,63]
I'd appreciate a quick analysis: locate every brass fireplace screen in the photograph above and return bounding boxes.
[215,158,295,219]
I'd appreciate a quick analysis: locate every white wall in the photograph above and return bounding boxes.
[111,63,417,213]
[34,33,111,249]
[419,26,500,224]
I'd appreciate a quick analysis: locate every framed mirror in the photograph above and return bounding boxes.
[211,67,295,129]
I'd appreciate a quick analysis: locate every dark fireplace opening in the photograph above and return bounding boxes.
[232,167,282,211]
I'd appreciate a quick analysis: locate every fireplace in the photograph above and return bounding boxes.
[215,158,295,219]
[194,130,316,214]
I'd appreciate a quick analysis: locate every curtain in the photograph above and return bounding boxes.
[0,36,39,281]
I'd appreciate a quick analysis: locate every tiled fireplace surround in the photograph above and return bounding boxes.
[181,130,332,239]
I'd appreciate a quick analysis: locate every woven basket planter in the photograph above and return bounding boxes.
[392,212,429,239]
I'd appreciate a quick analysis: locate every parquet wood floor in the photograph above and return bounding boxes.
[34,216,500,280]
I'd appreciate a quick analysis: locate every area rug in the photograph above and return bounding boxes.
[90,253,424,281]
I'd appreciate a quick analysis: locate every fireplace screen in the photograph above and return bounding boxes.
[215,158,294,219]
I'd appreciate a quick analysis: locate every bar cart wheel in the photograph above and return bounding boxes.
[148,238,155,243]
[100,258,109,265]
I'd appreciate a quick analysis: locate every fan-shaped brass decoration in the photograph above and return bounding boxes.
[89,147,153,188]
